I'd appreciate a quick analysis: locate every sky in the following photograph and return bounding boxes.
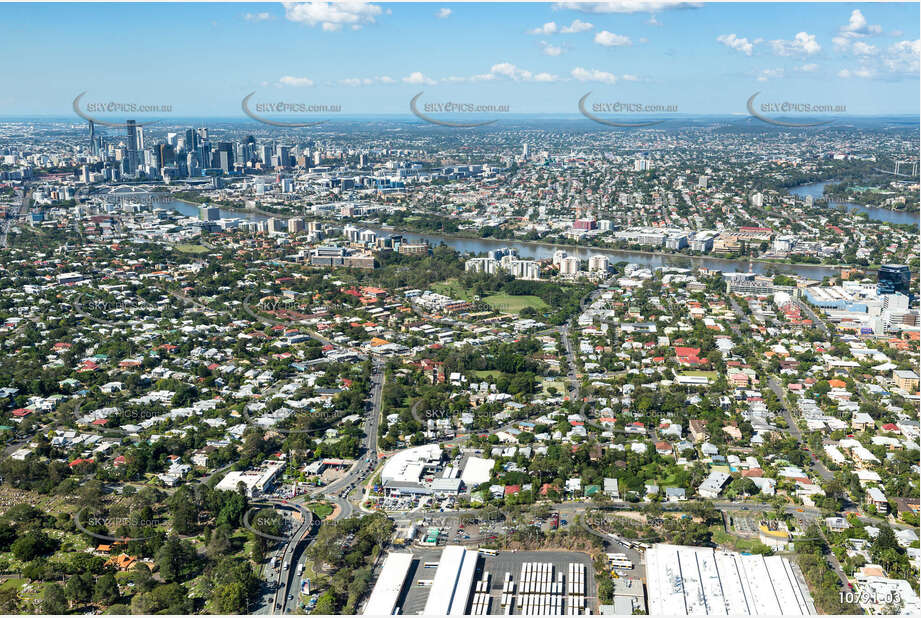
[0,2,918,118]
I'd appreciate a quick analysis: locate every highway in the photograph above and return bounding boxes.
[262,357,385,613]
[1,184,29,248]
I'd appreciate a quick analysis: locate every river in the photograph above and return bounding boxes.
[165,199,842,279]
[789,182,918,226]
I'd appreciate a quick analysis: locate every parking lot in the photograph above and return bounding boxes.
[394,548,597,615]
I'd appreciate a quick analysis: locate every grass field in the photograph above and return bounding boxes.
[482,293,549,314]
[540,379,566,395]
[430,280,550,315]
[680,370,718,380]
[430,279,473,300]
[473,370,503,379]
[174,244,210,254]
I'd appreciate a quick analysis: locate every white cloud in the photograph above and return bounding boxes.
[622,74,640,81]
[756,68,784,82]
[436,7,451,18]
[555,1,699,14]
[832,35,851,52]
[402,72,436,85]
[461,63,561,82]
[571,67,618,84]
[770,32,820,56]
[717,33,754,56]
[840,9,882,37]
[541,41,565,56]
[283,1,383,31]
[561,19,593,33]
[852,41,878,56]
[529,21,558,35]
[795,63,819,73]
[244,12,272,22]
[837,68,875,79]
[595,30,631,47]
[883,39,921,74]
[278,75,314,87]
[339,75,395,86]
[491,62,534,80]
[646,15,661,26]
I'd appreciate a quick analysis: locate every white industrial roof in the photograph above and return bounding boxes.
[380,443,442,485]
[646,544,816,616]
[423,545,478,616]
[363,552,413,615]
[460,456,495,487]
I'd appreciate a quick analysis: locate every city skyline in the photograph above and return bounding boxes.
[0,2,919,118]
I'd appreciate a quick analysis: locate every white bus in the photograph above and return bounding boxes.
[479,548,499,556]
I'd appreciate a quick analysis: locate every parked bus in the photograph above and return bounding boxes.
[479,548,499,556]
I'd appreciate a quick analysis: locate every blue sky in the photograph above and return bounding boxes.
[1,2,918,117]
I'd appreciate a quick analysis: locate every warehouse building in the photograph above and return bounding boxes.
[646,543,816,616]
[362,552,414,615]
[423,545,479,615]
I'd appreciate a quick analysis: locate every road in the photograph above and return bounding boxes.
[560,325,581,401]
[253,500,315,615]
[794,298,830,335]
[728,293,834,483]
[1,184,29,248]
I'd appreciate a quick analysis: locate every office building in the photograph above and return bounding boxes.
[199,206,220,221]
[878,264,911,296]
[125,120,139,174]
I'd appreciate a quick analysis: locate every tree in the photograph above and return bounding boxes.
[42,583,68,614]
[65,572,94,605]
[154,536,197,583]
[94,573,120,606]
[11,530,57,561]
[0,587,21,613]
[214,582,247,614]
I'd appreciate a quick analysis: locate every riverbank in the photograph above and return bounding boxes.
[163,197,886,278]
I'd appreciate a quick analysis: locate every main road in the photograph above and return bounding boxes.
[1,184,29,248]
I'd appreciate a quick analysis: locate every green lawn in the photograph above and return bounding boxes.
[540,379,566,395]
[308,503,334,519]
[680,370,718,380]
[482,293,548,314]
[430,279,473,300]
[473,370,503,379]
[174,243,210,254]
[0,578,25,592]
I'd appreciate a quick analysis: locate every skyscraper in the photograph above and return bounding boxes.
[215,142,234,173]
[125,120,139,174]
